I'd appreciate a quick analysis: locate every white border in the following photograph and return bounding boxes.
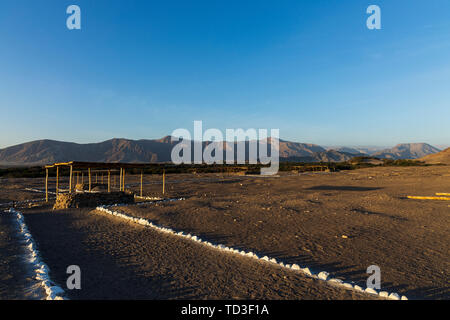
[96,203,408,300]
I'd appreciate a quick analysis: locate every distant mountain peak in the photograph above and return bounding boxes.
[0,138,441,165]
[373,143,440,160]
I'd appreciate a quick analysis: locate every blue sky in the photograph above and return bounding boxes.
[0,0,449,148]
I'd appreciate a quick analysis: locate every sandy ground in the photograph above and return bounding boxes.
[19,206,372,300]
[0,166,449,299]
[0,213,44,299]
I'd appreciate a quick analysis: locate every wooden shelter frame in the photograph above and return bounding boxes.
[44,162,167,202]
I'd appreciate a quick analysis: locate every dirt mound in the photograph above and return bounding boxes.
[53,192,134,209]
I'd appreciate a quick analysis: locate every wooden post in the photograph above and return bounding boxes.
[81,172,84,185]
[56,166,59,195]
[140,169,143,197]
[101,173,104,185]
[162,169,165,195]
[96,173,98,184]
[45,168,48,202]
[77,172,79,185]
[108,170,111,193]
[69,165,73,193]
[88,168,91,192]
[122,169,126,192]
[119,168,123,191]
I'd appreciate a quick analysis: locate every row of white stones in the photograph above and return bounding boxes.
[134,195,164,201]
[7,208,65,300]
[96,204,408,300]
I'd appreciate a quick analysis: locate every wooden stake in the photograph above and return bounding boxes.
[56,166,59,195]
[88,168,91,192]
[45,168,48,202]
[140,169,143,197]
[69,165,73,193]
[122,169,126,192]
[162,169,165,195]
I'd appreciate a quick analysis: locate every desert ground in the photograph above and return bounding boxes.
[0,165,449,300]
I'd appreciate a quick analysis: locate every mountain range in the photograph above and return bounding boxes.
[0,138,442,166]
[372,143,441,160]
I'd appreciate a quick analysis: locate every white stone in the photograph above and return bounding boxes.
[318,271,329,281]
[365,287,378,295]
[388,293,400,300]
[301,268,312,276]
[329,278,343,284]
[343,283,353,289]
[354,285,363,292]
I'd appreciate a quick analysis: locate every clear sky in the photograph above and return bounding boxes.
[0,0,449,149]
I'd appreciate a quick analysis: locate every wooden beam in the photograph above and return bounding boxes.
[119,168,123,191]
[436,193,450,196]
[407,196,450,201]
[140,169,143,197]
[123,169,126,192]
[45,161,174,170]
[45,168,48,202]
[56,166,59,195]
[88,168,91,192]
[162,169,165,195]
[69,165,73,193]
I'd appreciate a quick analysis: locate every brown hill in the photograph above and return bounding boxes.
[0,138,175,165]
[372,143,440,160]
[0,138,330,165]
[1,138,437,166]
[419,148,450,164]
